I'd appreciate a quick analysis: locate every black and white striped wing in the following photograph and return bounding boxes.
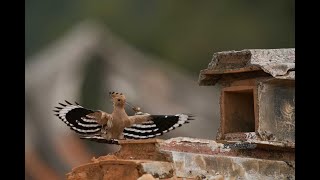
[53,100,102,134]
[123,114,194,139]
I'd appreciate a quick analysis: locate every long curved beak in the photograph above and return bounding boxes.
[125,102,141,112]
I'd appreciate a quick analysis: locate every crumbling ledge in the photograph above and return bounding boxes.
[66,137,295,180]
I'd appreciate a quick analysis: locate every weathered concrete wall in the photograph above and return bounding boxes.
[199,48,295,86]
[67,138,295,180]
[139,162,174,179]
[160,137,294,161]
[160,137,294,179]
[169,151,294,180]
[115,139,171,161]
[257,79,295,143]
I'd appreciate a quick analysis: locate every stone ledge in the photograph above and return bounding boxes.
[139,161,174,179]
[159,137,294,162]
[67,156,174,180]
[199,48,295,85]
[115,138,171,161]
[66,137,295,179]
[170,151,294,179]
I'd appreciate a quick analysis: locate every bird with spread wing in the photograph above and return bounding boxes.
[53,91,194,144]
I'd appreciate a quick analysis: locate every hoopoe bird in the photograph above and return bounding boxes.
[53,92,194,144]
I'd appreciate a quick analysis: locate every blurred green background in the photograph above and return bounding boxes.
[25,0,295,76]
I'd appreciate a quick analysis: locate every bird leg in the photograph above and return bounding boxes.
[101,131,112,140]
[101,124,107,134]
[118,134,125,140]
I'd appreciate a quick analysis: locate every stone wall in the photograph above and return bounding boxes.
[67,137,295,180]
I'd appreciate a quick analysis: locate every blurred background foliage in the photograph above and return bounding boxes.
[25,0,294,76]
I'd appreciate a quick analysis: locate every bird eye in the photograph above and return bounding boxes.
[118,99,121,101]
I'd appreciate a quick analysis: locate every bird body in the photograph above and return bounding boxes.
[54,92,194,144]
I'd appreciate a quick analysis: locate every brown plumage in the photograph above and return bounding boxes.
[53,92,194,144]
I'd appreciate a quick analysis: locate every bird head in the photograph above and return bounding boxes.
[109,91,126,107]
